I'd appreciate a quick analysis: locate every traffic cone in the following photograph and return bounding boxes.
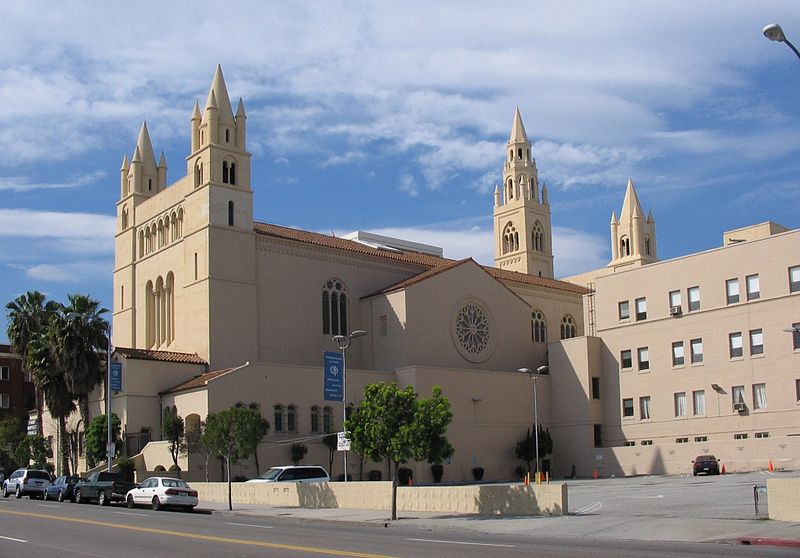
[721,463,726,474]
[768,460,774,472]
[592,468,599,479]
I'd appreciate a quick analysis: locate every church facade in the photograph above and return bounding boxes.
[50,66,798,481]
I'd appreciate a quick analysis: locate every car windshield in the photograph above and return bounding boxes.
[258,468,284,480]
[27,471,51,480]
[162,479,189,488]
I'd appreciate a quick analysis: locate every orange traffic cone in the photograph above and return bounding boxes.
[721,463,727,474]
[768,460,774,472]
[592,468,599,479]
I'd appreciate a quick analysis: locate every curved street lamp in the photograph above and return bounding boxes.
[332,330,367,482]
[518,365,549,482]
[763,24,800,60]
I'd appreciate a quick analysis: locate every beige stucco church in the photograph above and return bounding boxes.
[51,67,799,481]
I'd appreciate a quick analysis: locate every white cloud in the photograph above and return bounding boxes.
[0,209,115,241]
[25,261,111,283]
[398,175,419,197]
[0,171,106,191]
[321,150,366,168]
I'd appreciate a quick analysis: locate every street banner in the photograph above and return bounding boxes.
[324,351,343,401]
[110,362,123,392]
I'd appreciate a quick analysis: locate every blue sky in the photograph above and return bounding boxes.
[2,1,800,342]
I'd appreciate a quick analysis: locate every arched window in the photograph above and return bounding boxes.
[506,178,514,200]
[533,221,545,252]
[225,129,230,143]
[222,161,229,184]
[509,149,513,161]
[157,219,164,248]
[165,272,175,344]
[517,148,523,159]
[194,160,202,188]
[502,222,518,254]
[531,310,546,343]
[322,279,348,336]
[287,405,297,432]
[620,236,630,256]
[310,406,320,433]
[230,163,236,185]
[177,208,184,238]
[228,201,234,226]
[164,217,170,244]
[121,206,128,229]
[527,149,530,159]
[171,212,178,241]
[323,406,333,432]
[645,236,651,256]
[138,230,145,258]
[155,276,165,346]
[560,314,577,339]
[274,405,284,433]
[145,280,155,348]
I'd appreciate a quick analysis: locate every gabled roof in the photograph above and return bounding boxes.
[363,258,474,298]
[160,367,236,395]
[114,347,207,366]
[484,267,591,295]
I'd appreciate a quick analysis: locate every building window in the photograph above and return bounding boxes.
[591,377,600,400]
[749,329,763,355]
[622,398,634,418]
[0,393,8,409]
[322,406,333,432]
[790,265,800,293]
[694,436,708,442]
[624,441,635,447]
[669,290,681,309]
[532,221,545,252]
[725,278,739,304]
[752,383,767,410]
[641,440,653,446]
[0,366,8,381]
[687,286,700,311]
[676,437,689,444]
[618,301,630,320]
[593,424,602,447]
[228,201,234,226]
[693,390,705,415]
[674,392,686,417]
[672,342,684,366]
[502,222,519,254]
[378,315,388,337]
[690,338,703,364]
[639,396,651,420]
[755,432,769,439]
[560,315,576,339]
[797,379,800,402]
[793,323,800,350]
[286,405,297,432]
[273,405,284,433]
[531,310,546,342]
[729,332,743,358]
[322,279,348,336]
[732,385,745,408]
[637,347,650,371]
[310,406,320,433]
[734,433,748,440]
[746,275,760,301]
[620,349,633,370]
[635,297,647,321]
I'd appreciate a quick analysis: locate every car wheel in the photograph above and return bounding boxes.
[151,496,161,511]
[58,490,65,503]
[74,489,82,504]
[2,485,8,498]
[43,489,49,501]
[98,491,107,506]
[15,485,21,499]
[183,505,194,513]
[126,494,135,509]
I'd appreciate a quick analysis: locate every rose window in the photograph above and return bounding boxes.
[455,303,490,355]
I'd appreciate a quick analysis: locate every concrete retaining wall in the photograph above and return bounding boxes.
[767,478,800,522]
[190,481,568,516]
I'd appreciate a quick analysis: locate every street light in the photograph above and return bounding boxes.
[518,365,549,483]
[763,23,800,60]
[105,323,112,473]
[332,330,367,482]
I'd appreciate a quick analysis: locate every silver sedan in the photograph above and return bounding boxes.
[125,476,198,512]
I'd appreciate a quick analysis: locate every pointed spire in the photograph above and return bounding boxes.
[610,211,618,225]
[192,100,202,121]
[206,89,218,111]
[131,145,142,164]
[120,154,130,171]
[619,178,644,221]
[158,151,167,168]
[236,98,246,118]
[509,107,529,143]
[646,210,655,224]
[541,182,549,205]
[136,122,158,174]
[205,65,235,124]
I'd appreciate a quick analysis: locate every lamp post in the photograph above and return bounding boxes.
[763,24,800,60]
[332,330,367,482]
[106,323,112,473]
[518,366,549,482]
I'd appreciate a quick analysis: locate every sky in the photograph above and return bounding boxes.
[2,1,800,342]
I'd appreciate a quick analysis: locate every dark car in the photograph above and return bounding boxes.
[44,475,81,502]
[692,455,720,476]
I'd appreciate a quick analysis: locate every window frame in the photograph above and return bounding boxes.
[725,278,739,305]
[749,329,764,356]
[591,377,600,400]
[622,398,634,418]
[752,383,767,410]
[639,396,651,420]
[789,265,800,293]
[635,297,647,321]
[674,392,686,417]
[729,332,743,358]
[671,341,684,366]
[690,338,703,364]
[687,286,701,311]
[746,274,760,301]
[0,393,8,409]
[637,347,650,371]
[693,390,706,416]
[618,300,630,321]
[0,366,9,381]
[620,349,632,370]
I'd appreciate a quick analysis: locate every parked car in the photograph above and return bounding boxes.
[125,477,198,512]
[74,471,138,505]
[2,469,51,499]
[44,475,81,502]
[246,465,330,483]
[692,455,720,476]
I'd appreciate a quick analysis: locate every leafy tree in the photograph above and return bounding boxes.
[322,431,337,478]
[0,416,25,452]
[201,407,269,510]
[84,414,121,468]
[162,408,186,469]
[515,425,553,474]
[290,442,308,465]
[5,291,60,434]
[15,435,49,468]
[346,382,453,520]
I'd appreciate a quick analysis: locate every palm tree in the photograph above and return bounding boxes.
[51,294,109,427]
[5,291,60,435]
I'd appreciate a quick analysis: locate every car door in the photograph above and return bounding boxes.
[136,479,153,504]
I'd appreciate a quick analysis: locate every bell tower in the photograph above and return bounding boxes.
[608,179,657,270]
[493,108,554,278]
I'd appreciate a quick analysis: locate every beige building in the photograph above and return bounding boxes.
[47,66,798,482]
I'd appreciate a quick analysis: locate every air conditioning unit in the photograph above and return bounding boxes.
[669,305,682,316]
[733,402,746,412]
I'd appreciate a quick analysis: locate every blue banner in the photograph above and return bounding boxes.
[324,351,343,401]
[110,362,123,392]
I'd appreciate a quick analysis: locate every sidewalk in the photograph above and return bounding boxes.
[199,500,800,545]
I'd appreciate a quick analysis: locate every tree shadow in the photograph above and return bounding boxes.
[474,485,563,516]
[296,483,340,509]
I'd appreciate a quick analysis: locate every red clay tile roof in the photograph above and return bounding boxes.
[484,267,591,295]
[114,347,207,366]
[160,367,236,395]
[364,258,474,298]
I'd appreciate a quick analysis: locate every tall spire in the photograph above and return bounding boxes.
[619,178,644,222]
[136,122,158,176]
[509,107,528,143]
[205,64,235,125]
[608,178,658,269]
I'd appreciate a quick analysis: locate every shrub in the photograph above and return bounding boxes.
[368,470,382,481]
[472,467,484,481]
[398,467,413,486]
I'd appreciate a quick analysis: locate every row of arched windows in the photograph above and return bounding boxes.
[192,158,238,188]
[273,404,335,434]
[322,279,348,336]
[501,221,546,255]
[509,147,531,162]
[530,311,577,342]
[145,272,175,349]
[139,208,184,258]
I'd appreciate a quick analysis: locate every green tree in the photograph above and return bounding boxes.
[0,416,25,473]
[84,414,121,469]
[201,407,269,510]
[290,442,308,466]
[515,425,553,474]
[346,383,453,520]
[5,291,60,434]
[15,435,49,468]
[162,408,186,469]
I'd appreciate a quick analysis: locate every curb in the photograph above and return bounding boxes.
[737,537,800,548]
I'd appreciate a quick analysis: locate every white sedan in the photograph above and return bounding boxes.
[125,477,198,512]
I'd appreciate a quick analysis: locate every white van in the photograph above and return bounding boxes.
[246,465,330,483]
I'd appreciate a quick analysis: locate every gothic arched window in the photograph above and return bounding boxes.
[230,163,236,185]
[222,161,229,184]
[620,236,631,256]
[274,405,284,433]
[533,221,545,252]
[506,178,514,200]
[322,279,348,336]
[287,405,297,432]
[121,206,128,230]
[323,406,333,432]
[560,314,577,339]
[645,236,651,256]
[228,201,234,226]
[531,310,547,343]
[310,406,320,433]
[502,222,518,254]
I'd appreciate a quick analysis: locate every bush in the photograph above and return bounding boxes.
[514,465,526,479]
[368,470,382,481]
[116,457,136,482]
[430,464,443,483]
[398,467,413,486]
[472,467,484,481]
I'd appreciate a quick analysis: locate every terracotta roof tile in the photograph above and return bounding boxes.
[483,267,591,295]
[114,347,207,366]
[363,259,473,298]
[160,367,235,395]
